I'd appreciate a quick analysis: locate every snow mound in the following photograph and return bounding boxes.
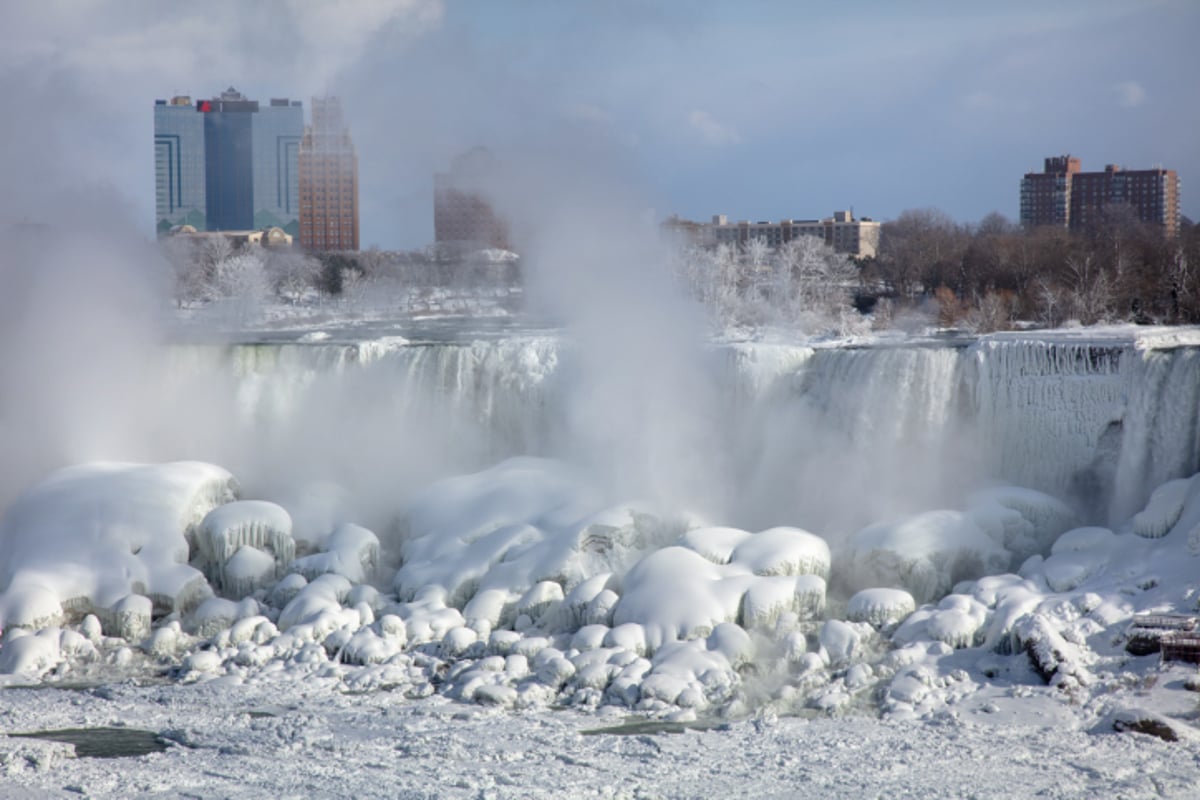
[1132,475,1198,539]
[613,530,828,650]
[730,527,830,579]
[0,462,237,634]
[842,510,1010,604]
[846,588,916,630]
[967,486,1077,562]
[393,458,686,616]
[290,523,379,584]
[1038,527,1118,592]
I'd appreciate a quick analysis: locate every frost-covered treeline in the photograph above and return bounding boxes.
[670,236,862,333]
[864,208,1200,330]
[163,237,523,322]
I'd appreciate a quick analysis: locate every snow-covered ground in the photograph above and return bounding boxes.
[3,323,1200,797]
[1,672,1195,799]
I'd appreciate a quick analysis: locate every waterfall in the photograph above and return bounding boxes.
[161,332,1200,531]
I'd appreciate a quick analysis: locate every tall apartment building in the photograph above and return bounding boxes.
[434,147,510,254]
[154,88,303,235]
[1020,155,1180,236]
[298,97,359,252]
[706,210,881,259]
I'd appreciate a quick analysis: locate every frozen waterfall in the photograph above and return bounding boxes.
[161,331,1200,532]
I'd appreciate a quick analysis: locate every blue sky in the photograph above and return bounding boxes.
[1,0,1196,249]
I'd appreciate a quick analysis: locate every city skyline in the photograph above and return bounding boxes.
[3,1,1198,250]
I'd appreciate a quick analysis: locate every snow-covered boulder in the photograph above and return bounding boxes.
[730,527,831,579]
[289,523,379,584]
[842,510,1010,604]
[966,486,1077,561]
[1132,476,1198,539]
[198,500,294,593]
[0,461,237,632]
[846,588,916,630]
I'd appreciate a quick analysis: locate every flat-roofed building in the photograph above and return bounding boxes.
[154,88,303,237]
[298,96,359,251]
[434,147,510,255]
[1020,154,1180,236]
[708,210,881,258]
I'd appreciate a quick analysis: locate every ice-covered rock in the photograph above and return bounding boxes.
[742,575,826,630]
[189,597,253,639]
[104,594,153,642]
[612,547,752,650]
[730,527,830,579]
[680,527,751,565]
[819,619,862,667]
[923,595,989,649]
[198,500,295,592]
[0,461,237,631]
[1039,527,1118,592]
[842,510,1010,604]
[517,580,564,623]
[277,574,351,631]
[967,486,1076,561]
[846,588,916,630]
[289,523,379,584]
[1131,476,1197,539]
[393,458,688,622]
[223,546,277,599]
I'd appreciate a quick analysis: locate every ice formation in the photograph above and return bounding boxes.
[3,329,1200,753]
[197,500,295,595]
[0,462,237,631]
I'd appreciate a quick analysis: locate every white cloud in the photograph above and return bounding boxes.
[1113,80,1147,108]
[688,110,741,146]
[0,0,444,92]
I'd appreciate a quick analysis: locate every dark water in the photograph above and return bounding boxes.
[8,727,170,758]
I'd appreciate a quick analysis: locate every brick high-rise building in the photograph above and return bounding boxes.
[1020,155,1180,236]
[434,147,510,255]
[298,97,359,251]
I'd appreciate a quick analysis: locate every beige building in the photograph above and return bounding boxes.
[702,210,881,259]
[167,224,293,248]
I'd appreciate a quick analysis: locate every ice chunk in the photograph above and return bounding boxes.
[706,622,754,668]
[846,588,916,630]
[571,624,609,652]
[198,500,295,591]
